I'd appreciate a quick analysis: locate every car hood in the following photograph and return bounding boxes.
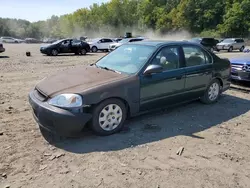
[35,65,128,97]
[230,57,250,65]
[41,43,56,48]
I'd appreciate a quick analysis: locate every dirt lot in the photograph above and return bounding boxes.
[0,43,250,188]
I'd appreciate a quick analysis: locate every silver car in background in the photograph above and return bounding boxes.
[109,37,146,51]
[216,38,245,52]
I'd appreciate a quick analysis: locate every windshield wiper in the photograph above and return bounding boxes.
[100,66,121,74]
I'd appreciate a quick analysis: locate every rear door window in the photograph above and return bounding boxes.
[103,39,113,43]
[182,45,212,67]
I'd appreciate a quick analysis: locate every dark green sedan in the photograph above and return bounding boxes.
[29,40,231,137]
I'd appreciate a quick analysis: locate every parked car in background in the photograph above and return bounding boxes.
[0,36,21,43]
[112,38,123,43]
[189,37,219,52]
[40,38,90,56]
[25,38,42,43]
[216,38,245,52]
[230,57,250,81]
[109,37,146,51]
[43,38,58,43]
[88,38,115,52]
[0,42,5,53]
[29,40,231,137]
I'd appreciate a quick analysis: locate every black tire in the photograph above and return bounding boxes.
[240,46,245,52]
[51,49,58,56]
[80,48,87,55]
[228,46,233,52]
[91,46,98,53]
[90,98,127,136]
[200,79,221,104]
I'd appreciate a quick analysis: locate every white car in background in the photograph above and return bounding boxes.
[0,36,22,43]
[109,37,147,51]
[88,38,115,52]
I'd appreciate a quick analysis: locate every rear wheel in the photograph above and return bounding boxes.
[90,99,127,136]
[228,46,233,52]
[51,49,58,56]
[80,48,87,55]
[201,79,221,104]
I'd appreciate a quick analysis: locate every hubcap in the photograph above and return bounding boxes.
[92,47,97,52]
[52,50,57,55]
[208,83,220,101]
[99,104,122,131]
[81,49,86,54]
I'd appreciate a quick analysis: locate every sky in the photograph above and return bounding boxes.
[0,0,110,22]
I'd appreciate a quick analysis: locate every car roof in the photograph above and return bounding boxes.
[125,40,203,47]
[224,38,243,40]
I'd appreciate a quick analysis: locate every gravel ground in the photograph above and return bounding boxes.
[0,44,250,188]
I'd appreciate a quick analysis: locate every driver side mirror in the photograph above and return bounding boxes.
[97,41,101,44]
[143,64,163,75]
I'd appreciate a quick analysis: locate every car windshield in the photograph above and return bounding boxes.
[95,44,155,74]
[222,39,234,43]
[52,39,64,44]
[91,38,101,43]
[118,38,130,43]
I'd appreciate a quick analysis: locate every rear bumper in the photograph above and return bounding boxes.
[28,90,92,136]
[231,70,250,81]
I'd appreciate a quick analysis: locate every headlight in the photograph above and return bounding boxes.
[48,94,82,108]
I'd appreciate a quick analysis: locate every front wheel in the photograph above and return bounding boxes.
[90,99,127,136]
[201,79,221,104]
[91,46,98,53]
[240,46,245,52]
[228,46,233,52]
[51,49,58,56]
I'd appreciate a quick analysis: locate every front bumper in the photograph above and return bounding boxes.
[40,48,50,54]
[0,47,5,53]
[231,70,250,81]
[28,90,92,136]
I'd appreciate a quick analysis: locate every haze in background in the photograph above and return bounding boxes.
[0,0,110,22]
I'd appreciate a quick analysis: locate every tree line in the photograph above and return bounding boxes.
[0,0,250,39]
